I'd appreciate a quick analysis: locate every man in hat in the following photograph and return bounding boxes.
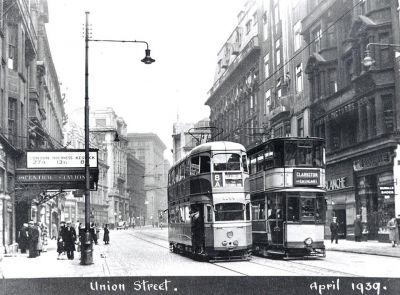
[27,220,39,258]
[63,221,77,260]
[330,217,339,244]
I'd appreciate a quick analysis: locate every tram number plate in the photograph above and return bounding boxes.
[213,173,223,187]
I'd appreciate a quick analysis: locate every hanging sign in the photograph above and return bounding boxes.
[27,150,98,169]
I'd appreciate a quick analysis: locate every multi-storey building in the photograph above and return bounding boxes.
[126,154,145,226]
[304,0,400,241]
[90,108,128,227]
[127,133,169,225]
[172,118,210,164]
[0,0,66,253]
[206,0,400,242]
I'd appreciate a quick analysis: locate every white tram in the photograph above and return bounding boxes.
[247,137,326,258]
[167,141,252,261]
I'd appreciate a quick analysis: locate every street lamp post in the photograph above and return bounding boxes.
[362,43,400,67]
[81,11,155,265]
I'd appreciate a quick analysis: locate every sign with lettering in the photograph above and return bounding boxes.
[293,169,320,186]
[213,173,223,188]
[15,168,99,190]
[379,185,395,199]
[27,150,98,169]
[326,177,347,191]
[353,151,392,172]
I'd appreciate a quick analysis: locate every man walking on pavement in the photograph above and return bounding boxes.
[18,223,29,254]
[27,220,39,258]
[354,214,363,242]
[330,217,339,244]
[63,221,77,260]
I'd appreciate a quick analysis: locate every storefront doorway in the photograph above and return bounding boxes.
[333,209,346,238]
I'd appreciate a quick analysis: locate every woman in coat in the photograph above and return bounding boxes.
[354,214,363,242]
[36,223,43,256]
[18,223,29,254]
[387,217,399,247]
[103,224,110,244]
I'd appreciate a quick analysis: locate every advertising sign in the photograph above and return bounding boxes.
[293,169,320,186]
[27,150,98,168]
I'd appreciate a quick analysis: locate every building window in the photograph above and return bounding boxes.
[246,20,252,35]
[265,89,271,115]
[276,78,282,101]
[327,68,337,95]
[296,63,303,93]
[331,123,340,150]
[294,21,301,51]
[297,117,304,137]
[263,12,268,40]
[8,98,17,144]
[311,26,321,53]
[274,0,280,27]
[326,24,336,48]
[8,24,18,71]
[379,32,391,68]
[360,103,368,140]
[253,12,257,26]
[264,53,269,78]
[382,95,394,133]
[275,39,281,66]
[96,119,106,127]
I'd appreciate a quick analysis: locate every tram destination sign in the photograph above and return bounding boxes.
[27,150,98,169]
[293,169,320,186]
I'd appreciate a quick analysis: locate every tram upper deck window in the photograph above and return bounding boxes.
[242,155,248,173]
[191,156,200,175]
[250,155,257,174]
[214,203,244,221]
[200,155,211,173]
[213,153,241,171]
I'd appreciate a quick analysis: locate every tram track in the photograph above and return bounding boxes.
[125,230,359,276]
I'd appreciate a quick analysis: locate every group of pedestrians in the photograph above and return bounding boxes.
[18,221,48,258]
[330,214,400,246]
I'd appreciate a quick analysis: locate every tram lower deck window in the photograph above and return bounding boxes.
[214,203,244,221]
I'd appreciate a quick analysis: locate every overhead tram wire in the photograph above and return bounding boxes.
[257,0,363,90]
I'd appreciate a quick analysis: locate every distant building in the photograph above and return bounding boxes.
[172,118,210,164]
[127,154,145,226]
[127,133,169,225]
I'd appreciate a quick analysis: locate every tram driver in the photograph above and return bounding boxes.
[190,206,204,254]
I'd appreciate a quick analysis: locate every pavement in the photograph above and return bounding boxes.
[324,239,400,258]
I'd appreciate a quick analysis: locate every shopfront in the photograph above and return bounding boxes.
[325,160,355,239]
[353,147,397,242]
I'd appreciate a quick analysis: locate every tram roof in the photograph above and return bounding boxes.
[247,137,325,155]
[190,141,246,155]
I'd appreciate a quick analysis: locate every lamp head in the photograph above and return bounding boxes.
[141,49,155,64]
[362,50,375,67]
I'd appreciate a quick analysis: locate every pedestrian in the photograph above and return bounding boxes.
[103,224,110,245]
[63,220,77,260]
[387,216,399,247]
[330,217,339,244]
[18,223,29,254]
[27,220,39,258]
[52,223,58,240]
[57,221,66,259]
[36,222,43,256]
[90,222,98,245]
[42,224,48,252]
[354,214,363,242]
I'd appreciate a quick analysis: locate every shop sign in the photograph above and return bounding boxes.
[379,185,395,199]
[353,151,392,172]
[326,177,347,191]
[27,150,98,169]
[293,169,320,186]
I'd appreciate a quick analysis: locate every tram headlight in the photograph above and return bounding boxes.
[227,231,234,238]
[233,240,239,246]
[222,241,228,246]
[304,237,313,246]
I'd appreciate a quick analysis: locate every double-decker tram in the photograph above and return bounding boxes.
[167,141,252,261]
[247,137,326,258]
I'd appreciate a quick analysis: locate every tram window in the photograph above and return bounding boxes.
[301,198,315,218]
[191,156,200,175]
[184,206,190,223]
[297,143,313,166]
[315,195,326,222]
[287,197,300,222]
[213,153,241,171]
[200,155,211,173]
[250,155,257,174]
[256,153,264,172]
[284,141,296,166]
[313,144,323,167]
[185,159,190,177]
[206,205,213,222]
[169,208,175,223]
[251,202,265,220]
[274,141,284,167]
[264,145,274,169]
[180,163,185,180]
[246,203,251,220]
[179,207,185,222]
[267,194,283,219]
[214,203,244,221]
[242,155,248,173]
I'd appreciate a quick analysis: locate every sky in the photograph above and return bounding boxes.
[45,0,246,163]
